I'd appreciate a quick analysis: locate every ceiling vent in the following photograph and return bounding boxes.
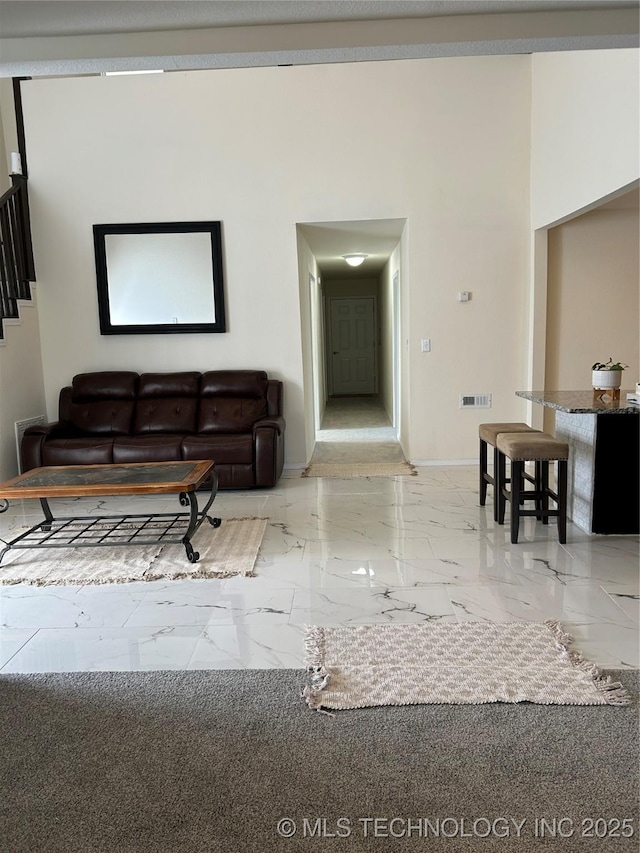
[460,394,492,409]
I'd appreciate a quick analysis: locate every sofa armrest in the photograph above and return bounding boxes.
[252,416,286,437]
[253,417,286,487]
[25,421,70,437]
[21,421,72,471]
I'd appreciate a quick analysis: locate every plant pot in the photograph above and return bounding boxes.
[592,369,623,390]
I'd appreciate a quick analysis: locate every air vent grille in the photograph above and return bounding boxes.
[460,394,492,409]
[15,416,45,472]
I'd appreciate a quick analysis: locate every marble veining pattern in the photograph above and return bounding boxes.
[1,404,638,673]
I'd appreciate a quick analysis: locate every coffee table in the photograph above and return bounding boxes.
[0,461,220,565]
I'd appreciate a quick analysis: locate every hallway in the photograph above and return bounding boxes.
[311,396,406,464]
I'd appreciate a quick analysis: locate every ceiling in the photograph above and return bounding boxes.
[299,219,406,277]
[0,1,637,79]
[0,1,637,39]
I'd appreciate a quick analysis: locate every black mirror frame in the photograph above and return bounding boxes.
[93,221,226,335]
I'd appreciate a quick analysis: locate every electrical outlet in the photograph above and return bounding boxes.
[421,339,431,352]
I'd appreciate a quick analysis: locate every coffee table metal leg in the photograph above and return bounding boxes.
[180,472,222,563]
[181,492,200,562]
[40,497,54,531]
[201,471,221,527]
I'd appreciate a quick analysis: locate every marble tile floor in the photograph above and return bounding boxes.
[0,464,638,674]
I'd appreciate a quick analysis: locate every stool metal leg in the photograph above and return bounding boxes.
[497,450,507,525]
[479,438,488,506]
[540,462,549,524]
[557,460,568,544]
[493,446,500,522]
[510,460,523,544]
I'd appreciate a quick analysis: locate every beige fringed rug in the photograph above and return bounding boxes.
[303,622,631,711]
[0,517,267,586]
[302,461,417,478]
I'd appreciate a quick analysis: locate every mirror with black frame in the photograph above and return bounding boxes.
[93,221,226,334]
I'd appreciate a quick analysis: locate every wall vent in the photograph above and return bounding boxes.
[15,416,45,473]
[460,394,492,409]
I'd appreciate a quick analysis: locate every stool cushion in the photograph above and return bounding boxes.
[479,423,537,445]
[496,431,569,461]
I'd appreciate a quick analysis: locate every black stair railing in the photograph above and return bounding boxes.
[0,174,36,339]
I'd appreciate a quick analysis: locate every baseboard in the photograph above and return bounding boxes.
[410,458,477,467]
[286,460,478,471]
[282,464,307,477]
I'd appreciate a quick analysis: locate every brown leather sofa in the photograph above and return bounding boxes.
[21,370,285,489]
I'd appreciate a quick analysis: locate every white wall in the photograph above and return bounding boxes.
[378,254,397,425]
[0,290,47,480]
[296,230,319,464]
[544,199,640,434]
[0,90,47,481]
[0,79,17,187]
[526,48,639,415]
[21,56,533,465]
[531,49,640,229]
[0,103,9,194]
[547,202,639,383]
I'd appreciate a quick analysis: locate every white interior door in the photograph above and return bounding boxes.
[329,297,376,395]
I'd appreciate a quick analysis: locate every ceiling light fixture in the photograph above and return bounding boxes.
[343,253,368,267]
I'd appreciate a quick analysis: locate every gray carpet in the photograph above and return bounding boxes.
[0,669,638,852]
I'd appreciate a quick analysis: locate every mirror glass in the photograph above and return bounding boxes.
[94,221,226,334]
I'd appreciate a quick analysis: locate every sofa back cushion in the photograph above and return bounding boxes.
[68,372,138,435]
[133,372,200,434]
[198,370,268,434]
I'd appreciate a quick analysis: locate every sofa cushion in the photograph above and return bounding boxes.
[72,371,138,401]
[112,435,183,463]
[67,371,138,435]
[200,370,267,397]
[138,373,201,398]
[42,438,114,466]
[68,401,135,436]
[198,399,268,434]
[133,372,201,434]
[198,371,268,434]
[181,434,254,465]
[133,400,199,435]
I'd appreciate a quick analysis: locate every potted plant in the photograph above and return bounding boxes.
[591,358,628,390]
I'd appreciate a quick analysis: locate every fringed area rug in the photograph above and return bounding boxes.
[0,517,267,586]
[303,621,631,711]
[302,461,417,478]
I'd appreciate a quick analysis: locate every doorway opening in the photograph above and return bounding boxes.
[297,218,407,465]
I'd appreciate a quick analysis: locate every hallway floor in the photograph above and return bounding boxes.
[311,396,405,464]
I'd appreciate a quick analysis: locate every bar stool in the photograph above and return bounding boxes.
[479,423,540,520]
[495,431,568,544]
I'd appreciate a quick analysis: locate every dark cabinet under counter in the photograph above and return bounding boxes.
[516,391,639,536]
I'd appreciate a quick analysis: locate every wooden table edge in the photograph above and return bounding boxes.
[0,460,215,500]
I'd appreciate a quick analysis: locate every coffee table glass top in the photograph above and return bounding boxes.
[0,461,214,498]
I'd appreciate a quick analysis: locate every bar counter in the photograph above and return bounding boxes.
[516,390,639,535]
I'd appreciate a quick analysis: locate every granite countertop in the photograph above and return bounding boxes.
[516,390,640,414]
